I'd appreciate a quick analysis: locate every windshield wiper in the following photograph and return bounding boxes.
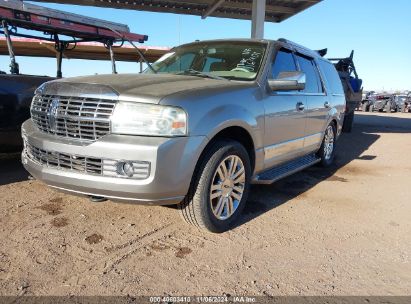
[176,69,227,80]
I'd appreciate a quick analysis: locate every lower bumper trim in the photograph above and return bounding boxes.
[48,184,185,205]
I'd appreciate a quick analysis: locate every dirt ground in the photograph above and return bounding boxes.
[0,111,410,296]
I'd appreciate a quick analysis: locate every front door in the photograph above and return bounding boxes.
[263,48,307,169]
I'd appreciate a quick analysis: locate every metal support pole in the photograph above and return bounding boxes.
[251,0,266,39]
[1,20,19,74]
[139,58,143,73]
[108,42,117,74]
[55,40,67,78]
[56,46,63,78]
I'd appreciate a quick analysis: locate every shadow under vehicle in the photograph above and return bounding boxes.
[0,0,150,152]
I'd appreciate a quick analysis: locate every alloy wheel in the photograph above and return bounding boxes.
[324,125,335,160]
[209,155,246,220]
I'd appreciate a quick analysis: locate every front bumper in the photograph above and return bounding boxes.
[21,120,207,205]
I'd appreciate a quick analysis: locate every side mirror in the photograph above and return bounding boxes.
[268,71,306,91]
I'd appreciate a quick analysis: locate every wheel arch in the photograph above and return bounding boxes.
[198,126,256,175]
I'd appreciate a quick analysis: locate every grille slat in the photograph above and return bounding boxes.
[25,142,103,176]
[24,141,151,180]
[31,94,116,141]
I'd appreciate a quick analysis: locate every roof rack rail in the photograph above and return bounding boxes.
[278,38,322,56]
[0,0,148,43]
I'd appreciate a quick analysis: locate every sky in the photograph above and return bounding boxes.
[0,0,410,91]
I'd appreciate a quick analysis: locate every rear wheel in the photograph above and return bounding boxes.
[178,140,251,233]
[317,123,336,167]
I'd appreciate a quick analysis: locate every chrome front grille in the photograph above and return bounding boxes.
[24,141,151,180]
[31,94,116,141]
[25,141,103,175]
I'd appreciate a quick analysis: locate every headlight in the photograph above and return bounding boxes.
[111,102,187,136]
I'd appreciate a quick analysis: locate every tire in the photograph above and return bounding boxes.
[317,123,337,167]
[342,111,354,133]
[178,140,251,233]
[362,103,369,112]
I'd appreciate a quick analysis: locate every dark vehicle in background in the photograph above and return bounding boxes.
[370,94,397,113]
[360,91,373,111]
[393,94,410,113]
[362,93,398,113]
[0,0,149,152]
[0,74,53,152]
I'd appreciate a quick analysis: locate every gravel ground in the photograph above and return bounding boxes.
[0,111,410,296]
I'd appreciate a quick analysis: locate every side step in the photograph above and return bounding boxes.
[253,154,321,185]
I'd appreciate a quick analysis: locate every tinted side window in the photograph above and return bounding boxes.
[296,54,323,93]
[271,49,297,79]
[317,60,344,95]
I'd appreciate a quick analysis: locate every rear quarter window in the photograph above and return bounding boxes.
[317,59,344,95]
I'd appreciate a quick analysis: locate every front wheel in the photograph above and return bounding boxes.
[178,140,251,233]
[317,123,337,167]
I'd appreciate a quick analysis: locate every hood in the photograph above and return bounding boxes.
[44,73,254,104]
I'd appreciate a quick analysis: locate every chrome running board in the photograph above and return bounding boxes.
[253,154,321,185]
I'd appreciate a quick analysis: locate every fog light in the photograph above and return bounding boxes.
[103,159,150,180]
[118,161,134,178]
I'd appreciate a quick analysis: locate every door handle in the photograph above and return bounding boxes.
[324,101,331,108]
[296,102,305,111]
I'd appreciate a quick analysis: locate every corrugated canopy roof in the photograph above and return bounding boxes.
[29,0,322,23]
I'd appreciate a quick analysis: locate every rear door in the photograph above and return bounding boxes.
[263,48,307,169]
[295,53,328,152]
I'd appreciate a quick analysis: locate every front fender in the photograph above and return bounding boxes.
[194,105,263,149]
[161,86,265,148]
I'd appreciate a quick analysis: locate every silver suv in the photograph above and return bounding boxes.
[22,39,346,232]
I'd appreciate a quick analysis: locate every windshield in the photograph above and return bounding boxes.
[144,41,267,81]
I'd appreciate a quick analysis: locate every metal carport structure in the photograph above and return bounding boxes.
[0,37,169,62]
[30,0,322,38]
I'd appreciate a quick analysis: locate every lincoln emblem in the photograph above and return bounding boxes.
[48,97,60,133]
